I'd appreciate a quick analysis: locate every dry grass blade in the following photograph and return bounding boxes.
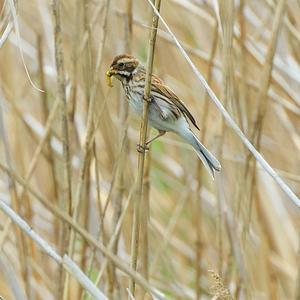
[7,0,43,92]
[129,0,161,297]
[246,0,286,228]
[51,0,73,297]
[0,22,13,48]
[216,0,235,275]
[104,1,133,298]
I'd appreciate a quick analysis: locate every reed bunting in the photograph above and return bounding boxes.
[106,54,221,178]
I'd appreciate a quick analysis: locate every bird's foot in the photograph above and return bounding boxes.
[143,95,153,103]
[136,143,149,153]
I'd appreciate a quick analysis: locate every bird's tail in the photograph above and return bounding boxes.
[180,130,221,178]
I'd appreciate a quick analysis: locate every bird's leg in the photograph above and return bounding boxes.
[146,130,166,146]
[136,130,166,153]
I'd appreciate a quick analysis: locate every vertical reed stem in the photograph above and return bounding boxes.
[216,0,235,276]
[52,0,73,298]
[129,0,161,297]
[194,21,218,299]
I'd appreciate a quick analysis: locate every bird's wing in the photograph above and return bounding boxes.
[151,81,200,130]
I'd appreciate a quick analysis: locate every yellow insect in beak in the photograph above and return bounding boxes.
[106,69,113,87]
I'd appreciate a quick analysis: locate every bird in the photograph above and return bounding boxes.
[106,54,221,178]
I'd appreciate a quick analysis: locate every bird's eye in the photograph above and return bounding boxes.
[118,62,124,68]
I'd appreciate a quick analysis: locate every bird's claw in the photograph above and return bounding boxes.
[136,144,149,153]
[143,95,153,103]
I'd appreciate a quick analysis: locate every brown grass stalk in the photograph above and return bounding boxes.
[140,152,150,280]
[63,1,111,299]
[129,0,161,297]
[105,1,132,298]
[52,0,73,298]
[194,20,218,299]
[77,2,94,298]
[235,0,249,218]
[216,0,235,276]
[37,34,60,236]
[237,0,248,132]
[245,0,286,227]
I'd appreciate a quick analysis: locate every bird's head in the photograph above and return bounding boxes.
[106,54,140,86]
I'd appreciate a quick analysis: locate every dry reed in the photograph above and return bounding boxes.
[0,1,300,300]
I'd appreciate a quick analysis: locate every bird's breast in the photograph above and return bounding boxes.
[122,83,143,116]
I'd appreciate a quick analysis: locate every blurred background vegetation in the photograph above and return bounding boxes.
[0,0,300,299]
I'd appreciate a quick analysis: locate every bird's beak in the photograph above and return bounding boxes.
[106,67,115,87]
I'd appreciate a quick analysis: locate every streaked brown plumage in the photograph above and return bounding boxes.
[106,54,221,178]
